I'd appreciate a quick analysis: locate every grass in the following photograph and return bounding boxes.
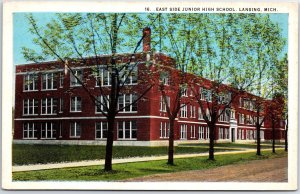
[180,142,285,149]
[13,150,287,181]
[13,144,232,165]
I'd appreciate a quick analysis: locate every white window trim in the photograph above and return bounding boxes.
[198,126,205,140]
[41,98,57,115]
[180,104,188,118]
[70,96,82,112]
[23,123,37,139]
[70,122,81,138]
[160,122,169,139]
[118,94,138,113]
[190,125,196,138]
[70,69,83,87]
[23,74,38,92]
[41,122,56,139]
[180,124,187,140]
[95,122,108,139]
[41,73,57,91]
[23,99,38,116]
[118,121,137,140]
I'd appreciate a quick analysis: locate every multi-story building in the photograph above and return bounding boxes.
[13,28,286,146]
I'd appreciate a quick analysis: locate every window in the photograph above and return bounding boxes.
[190,105,196,118]
[206,127,210,139]
[239,113,245,124]
[198,107,204,120]
[71,97,82,112]
[70,122,81,138]
[159,72,170,85]
[23,123,37,139]
[219,109,230,122]
[160,122,169,138]
[59,98,64,113]
[24,74,38,91]
[230,110,235,119]
[118,121,137,139]
[118,94,137,112]
[180,125,187,139]
[242,129,245,140]
[41,98,57,115]
[96,122,108,139]
[42,73,57,90]
[103,69,111,86]
[70,69,83,86]
[23,99,38,115]
[199,87,205,100]
[238,129,242,139]
[219,128,224,139]
[123,65,138,85]
[160,96,170,112]
[59,72,64,88]
[95,96,109,113]
[41,122,56,139]
[180,104,187,118]
[224,128,229,139]
[190,125,196,138]
[202,88,212,101]
[199,126,205,139]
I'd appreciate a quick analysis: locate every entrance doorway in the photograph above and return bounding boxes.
[231,128,235,142]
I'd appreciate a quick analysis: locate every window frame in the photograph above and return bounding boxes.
[41,98,57,115]
[23,123,37,139]
[118,121,137,140]
[42,72,57,90]
[41,122,56,139]
[23,99,38,115]
[70,122,81,138]
[70,96,82,112]
[95,122,108,139]
[70,69,83,87]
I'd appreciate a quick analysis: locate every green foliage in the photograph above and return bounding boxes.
[13,150,287,181]
[12,144,231,165]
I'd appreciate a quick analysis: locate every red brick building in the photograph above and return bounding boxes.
[13,28,286,146]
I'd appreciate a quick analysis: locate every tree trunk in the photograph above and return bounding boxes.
[208,124,215,160]
[272,121,276,153]
[168,118,175,165]
[256,123,261,156]
[104,117,115,171]
[285,120,288,151]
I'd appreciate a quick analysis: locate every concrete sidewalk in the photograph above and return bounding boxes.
[12,148,280,172]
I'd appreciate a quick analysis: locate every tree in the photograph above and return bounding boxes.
[266,95,284,153]
[149,13,196,165]
[22,13,158,171]
[188,14,257,160]
[240,14,286,156]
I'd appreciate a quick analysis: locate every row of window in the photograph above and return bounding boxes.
[23,95,137,115]
[24,72,64,91]
[179,124,210,140]
[237,129,264,140]
[238,113,264,126]
[23,67,138,91]
[23,121,137,140]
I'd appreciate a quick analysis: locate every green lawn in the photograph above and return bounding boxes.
[13,150,287,181]
[13,144,232,165]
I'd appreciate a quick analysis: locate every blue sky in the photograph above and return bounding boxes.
[13,13,288,65]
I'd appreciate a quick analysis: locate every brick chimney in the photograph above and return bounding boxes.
[143,27,151,52]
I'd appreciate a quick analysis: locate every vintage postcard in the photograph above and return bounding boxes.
[2,0,298,190]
